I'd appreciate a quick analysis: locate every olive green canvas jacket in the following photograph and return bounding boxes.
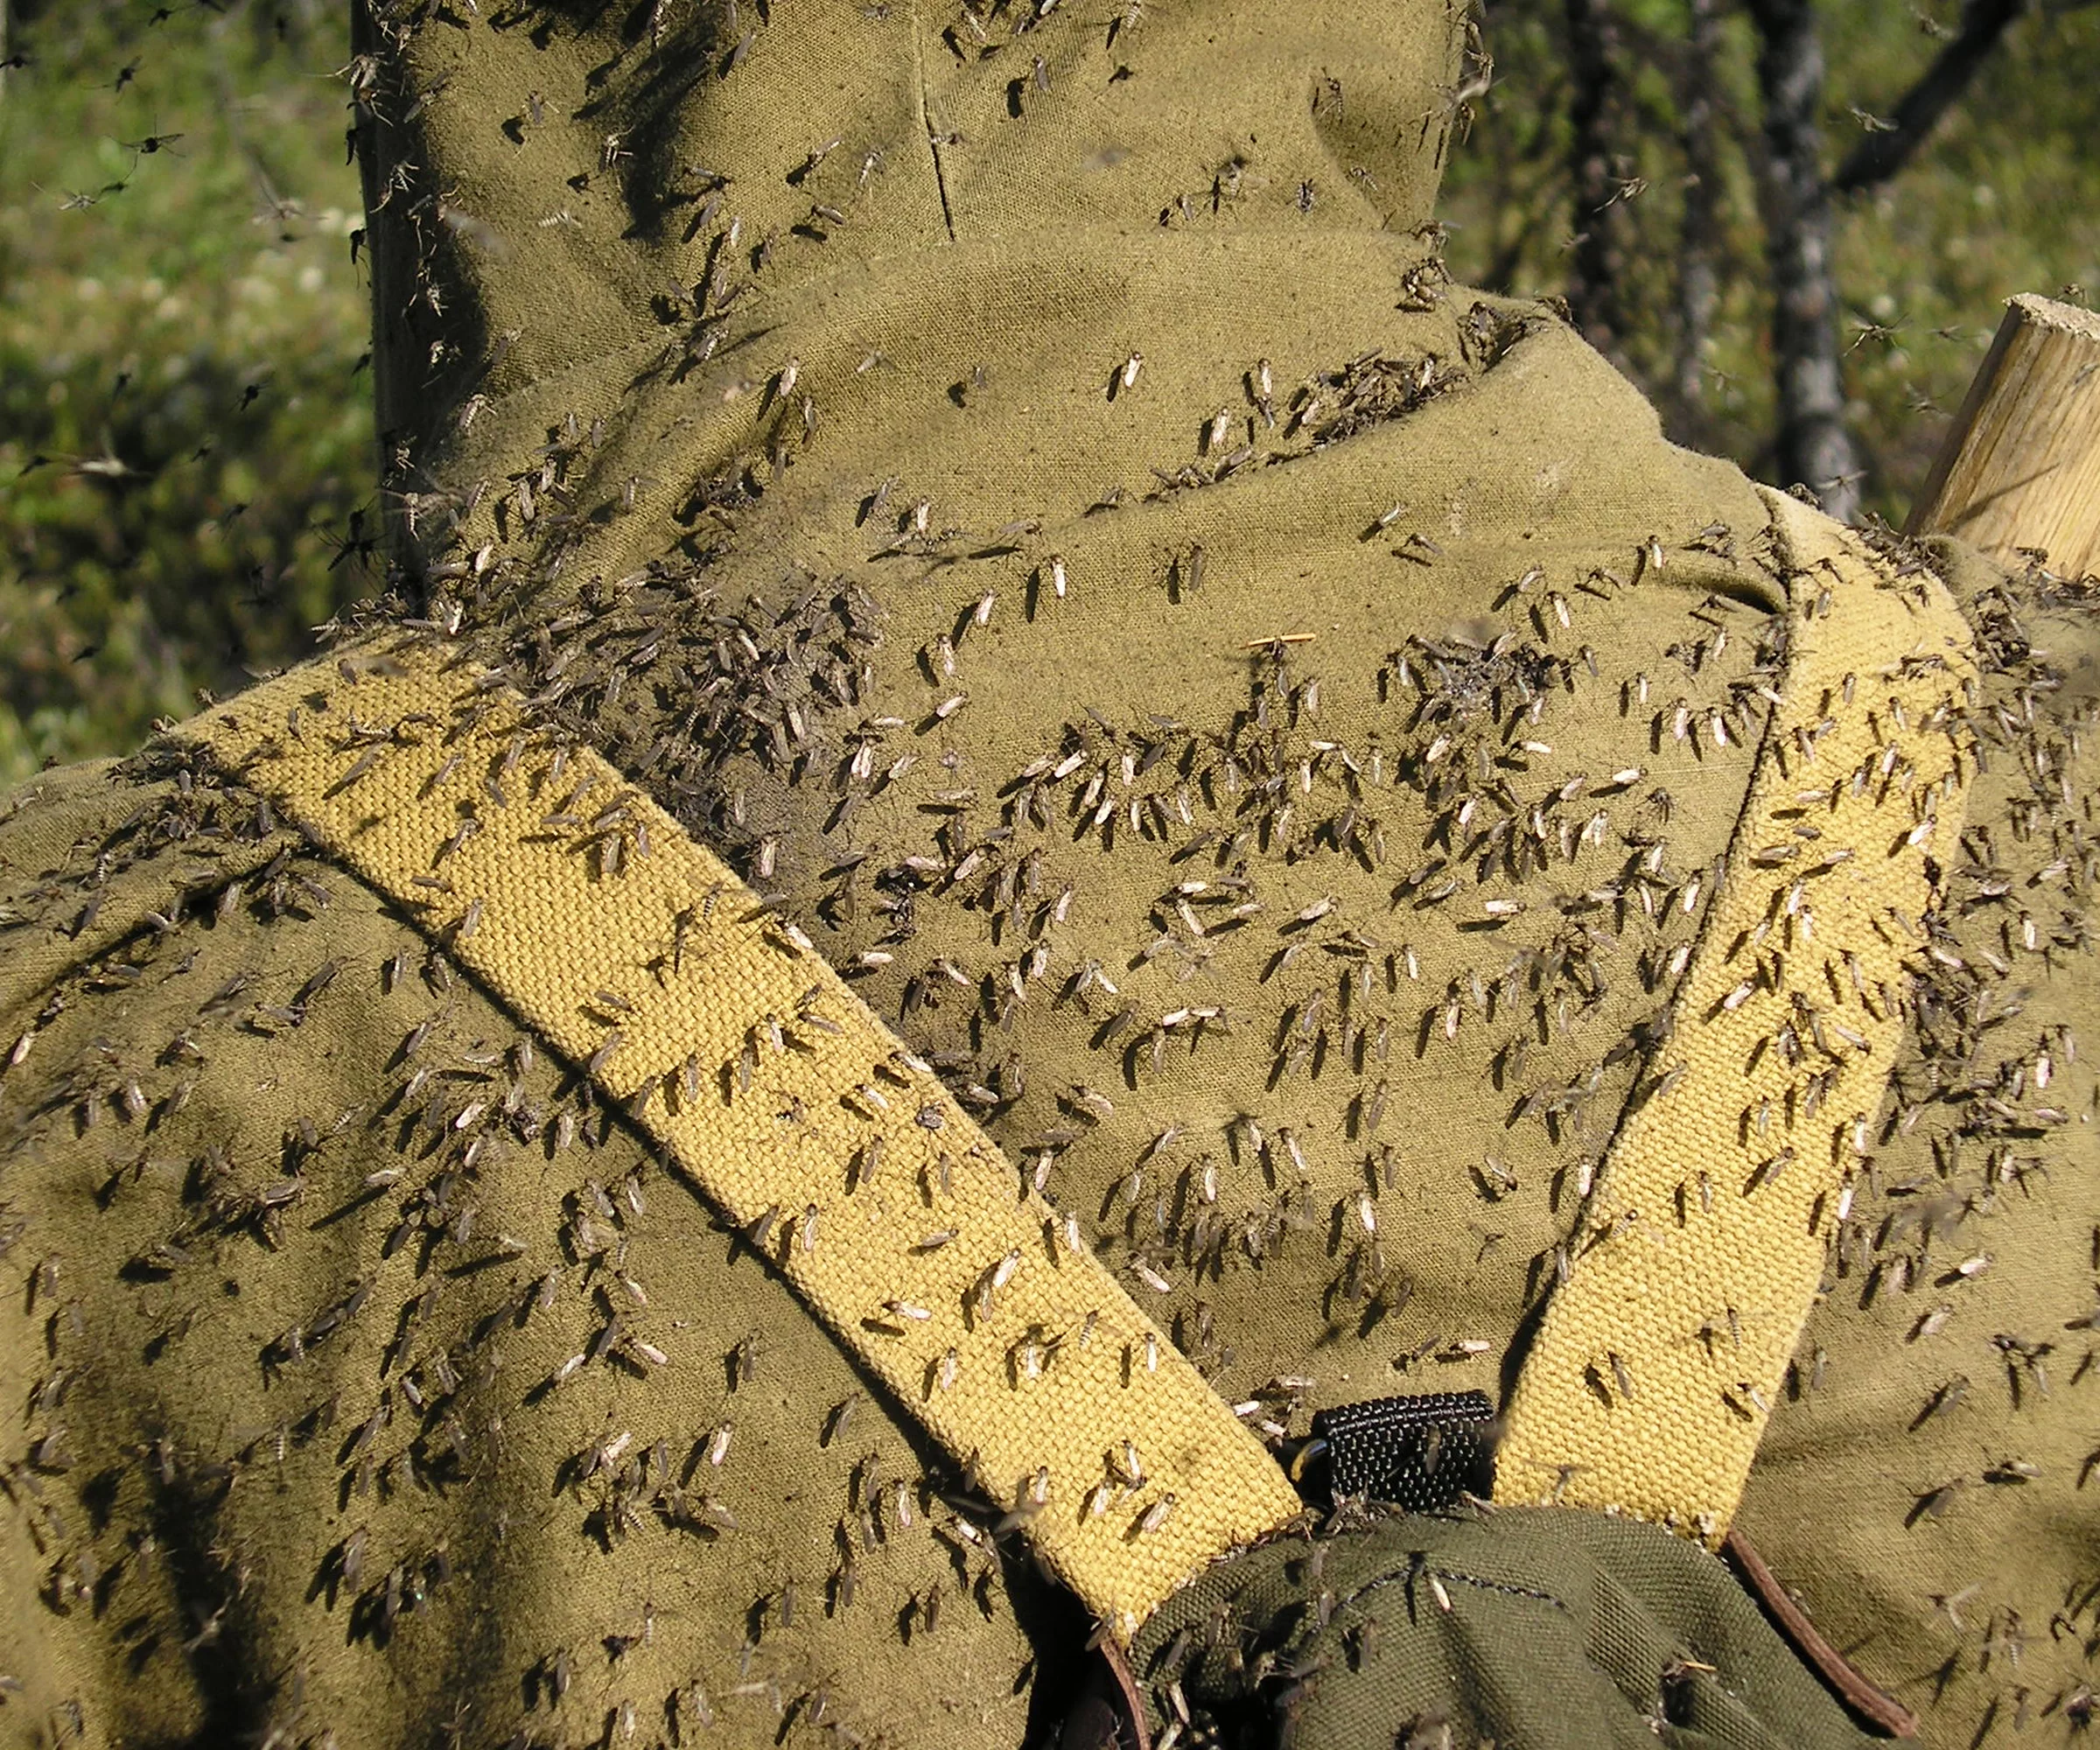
[2,4,2096,1747]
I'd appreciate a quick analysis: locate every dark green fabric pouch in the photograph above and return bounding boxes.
[1130,1508,1879,1750]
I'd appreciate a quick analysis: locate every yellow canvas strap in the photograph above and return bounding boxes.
[178,632,1303,1642]
[1493,490,1977,1538]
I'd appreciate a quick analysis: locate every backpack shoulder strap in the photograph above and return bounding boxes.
[1494,490,1978,1539]
[178,634,1303,1642]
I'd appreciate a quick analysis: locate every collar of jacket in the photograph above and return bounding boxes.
[354,0,1471,561]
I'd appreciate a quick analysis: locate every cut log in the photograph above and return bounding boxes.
[1908,292,2100,572]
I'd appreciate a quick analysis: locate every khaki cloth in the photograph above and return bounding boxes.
[1,2,2096,1745]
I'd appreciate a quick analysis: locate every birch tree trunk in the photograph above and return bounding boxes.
[1563,0,1629,368]
[1745,0,1863,522]
[1673,0,1723,443]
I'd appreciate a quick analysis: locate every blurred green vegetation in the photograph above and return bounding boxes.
[0,0,373,787]
[0,2,2094,783]
[1440,0,2100,528]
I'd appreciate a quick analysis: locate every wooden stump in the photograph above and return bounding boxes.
[1907,292,2100,572]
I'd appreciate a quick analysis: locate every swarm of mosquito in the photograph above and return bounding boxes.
[4,0,2095,1740]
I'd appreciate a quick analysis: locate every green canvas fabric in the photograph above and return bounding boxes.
[0,2,2096,1746]
[1129,1506,1880,1749]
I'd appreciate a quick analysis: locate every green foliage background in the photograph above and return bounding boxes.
[0,0,369,787]
[0,0,2095,787]
[1442,0,2100,524]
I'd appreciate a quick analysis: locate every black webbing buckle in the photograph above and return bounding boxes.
[1301,1390,1496,1512]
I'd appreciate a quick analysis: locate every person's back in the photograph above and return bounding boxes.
[2,4,2096,1746]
